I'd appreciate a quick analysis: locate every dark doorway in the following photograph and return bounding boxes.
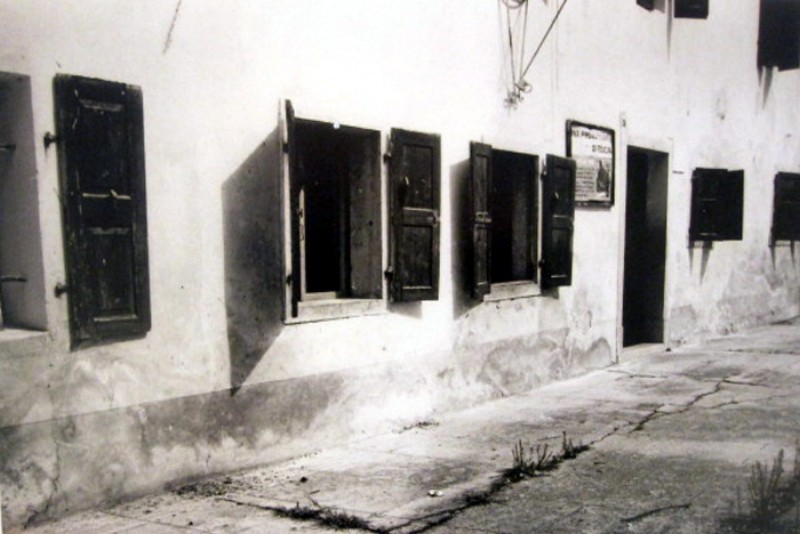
[623,147,668,347]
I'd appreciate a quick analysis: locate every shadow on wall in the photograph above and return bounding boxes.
[222,128,284,391]
[451,159,480,319]
[689,242,713,282]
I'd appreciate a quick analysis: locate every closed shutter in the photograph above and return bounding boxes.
[674,0,708,18]
[346,128,382,298]
[689,168,724,240]
[772,172,800,241]
[690,168,744,241]
[719,170,744,241]
[759,0,800,71]
[541,155,576,289]
[55,74,150,348]
[389,129,441,301]
[470,142,492,299]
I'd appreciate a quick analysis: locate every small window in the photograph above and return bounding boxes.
[689,168,744,242]
[469,143,575,298]
[674,0,709,19]
[54,74,151,348]
[758,0,800,71]
[285,102,382,318]
[772,172,800,242]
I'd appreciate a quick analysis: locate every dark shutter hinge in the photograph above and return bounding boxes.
[54,282,68,297]
[44,132,61,149]
[384,265,393,279]
[283,142,289,154]
[383,152,392,163]
[286,273,292,286]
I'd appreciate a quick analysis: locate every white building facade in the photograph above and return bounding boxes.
[1,0,799,527]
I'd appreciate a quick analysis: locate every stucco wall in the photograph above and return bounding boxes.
[1,0,798,527]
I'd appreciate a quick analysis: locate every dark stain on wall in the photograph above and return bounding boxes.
[222,128,284,389]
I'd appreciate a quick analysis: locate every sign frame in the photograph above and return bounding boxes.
[566,120,615,208]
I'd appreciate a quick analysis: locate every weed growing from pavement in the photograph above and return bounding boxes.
[720,442,800,533]
[273,503,386,532]
[505,431,589,482]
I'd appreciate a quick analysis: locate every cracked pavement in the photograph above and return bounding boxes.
[19,318,800,533]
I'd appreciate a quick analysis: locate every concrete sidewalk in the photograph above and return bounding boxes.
[16,318,800,533]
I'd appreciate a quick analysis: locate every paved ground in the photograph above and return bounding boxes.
[14,318,800,533]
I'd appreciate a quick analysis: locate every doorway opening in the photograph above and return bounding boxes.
[623,147,668,347]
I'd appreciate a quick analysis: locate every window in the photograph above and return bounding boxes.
[759,0,800,71]
[54,74,150,348]
[469,144,575,298]
[772,172,800,242]
[689,168,744,242]
[0,72,46,333]
[285,102,382,318]
[674,0,709,19]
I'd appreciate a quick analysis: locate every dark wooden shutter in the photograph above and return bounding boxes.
[689,168,743,241]
[689,168,723,240]
[772,172,800,241]
[541,155,576,289]
[759,0,800,71]
[675,0,709,18]
[637,0,655,10]
[346,128,382,299]
[55,74,150,348]
[285,100,302,317]
[719,170,744,241]
[389,129,441,301]
[470,142,492,299]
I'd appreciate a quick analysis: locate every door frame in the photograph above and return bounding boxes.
[616,115,673,361]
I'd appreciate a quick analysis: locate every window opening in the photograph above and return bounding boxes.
[292,118,382,303]
[491,150,538,284]
[771,172,800,242]
[0,72,46,332]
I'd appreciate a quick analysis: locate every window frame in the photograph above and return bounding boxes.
[283,101,386,323]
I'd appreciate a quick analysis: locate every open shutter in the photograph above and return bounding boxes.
[470,142,492,299]
[772,172,800,241]
[389,129,441,301]
[541,155,576,289]
[55,74,150,348]
[689,168,724,241]
[719,170,744,241]
[285,100,302,317]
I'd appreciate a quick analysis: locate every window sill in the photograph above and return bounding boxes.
[0,327,50,360]
[483,281,541,302]
[286,298,386,324]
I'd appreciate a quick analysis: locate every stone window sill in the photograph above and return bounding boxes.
[0,327,50,359]
[483,281,541,302]
[286,298,386,324]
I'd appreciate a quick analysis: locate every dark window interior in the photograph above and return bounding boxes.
[689,168,744,242]
[491,150,537,284]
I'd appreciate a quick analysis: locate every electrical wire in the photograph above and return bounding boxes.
[518,0,570,81]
